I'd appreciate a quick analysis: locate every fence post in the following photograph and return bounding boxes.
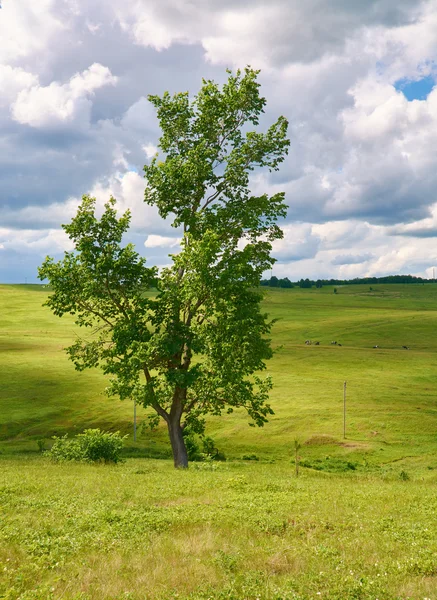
[343,381,347,439]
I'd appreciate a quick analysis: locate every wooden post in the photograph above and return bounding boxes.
[343,381,347,439]
[294,438,301,478]
[133,399,137,442]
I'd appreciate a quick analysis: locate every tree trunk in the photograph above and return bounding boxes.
[167,417,188,468]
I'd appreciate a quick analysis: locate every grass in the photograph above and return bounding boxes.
[2,459,437,599]
[2,282,437,464]
[2,283,437,598]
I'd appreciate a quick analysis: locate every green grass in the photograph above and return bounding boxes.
[1,459,437,599]
[2,283,437,598]
[2,283,437,464]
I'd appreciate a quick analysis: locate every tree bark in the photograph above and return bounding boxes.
[167,417,188,468]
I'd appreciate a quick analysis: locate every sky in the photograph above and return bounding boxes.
[1,0,437,283]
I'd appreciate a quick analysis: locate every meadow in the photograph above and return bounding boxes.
[1,283,437,599]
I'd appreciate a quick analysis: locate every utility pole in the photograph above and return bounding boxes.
[133,399,137,442]
[343,381,347,439]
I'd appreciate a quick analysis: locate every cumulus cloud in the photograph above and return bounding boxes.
[0,0,64,63]
[118,0,420,67]
[271,224,321,262]
[3,0,437,282]
[331,253,374,265]
[144,235,181,248]
[0,65,37,107]
[11,63,117,129]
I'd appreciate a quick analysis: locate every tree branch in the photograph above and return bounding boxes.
[143,365,169,422]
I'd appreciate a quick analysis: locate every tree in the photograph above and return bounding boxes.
[299,278,312,289]
[279,277,293,288]
[39,68,290,468]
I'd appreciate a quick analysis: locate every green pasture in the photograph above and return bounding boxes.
[2,460,437,599]
[1,283,437,466]
[2,283,437,598]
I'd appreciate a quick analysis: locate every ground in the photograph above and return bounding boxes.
[1,283,437,598]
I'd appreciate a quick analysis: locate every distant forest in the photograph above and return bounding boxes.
[260,275,436,289]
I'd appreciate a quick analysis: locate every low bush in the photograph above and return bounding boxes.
[300,456,358,473]
[242,453,259,461]
[183,430,226,462]
[48,429,126,464]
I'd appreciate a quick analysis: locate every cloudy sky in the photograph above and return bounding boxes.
[2,0,437,282]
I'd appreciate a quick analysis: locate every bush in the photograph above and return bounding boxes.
[299,457,358,473]
[183,431,203,462]
[36,438,46,453]
[48,429,126,464]
[183,430,226,462]
[202,436,226,461]
[242,453,259,461]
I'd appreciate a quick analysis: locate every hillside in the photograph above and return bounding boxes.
[2,283,437,469]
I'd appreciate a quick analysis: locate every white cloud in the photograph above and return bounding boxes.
[271,224,321,262]
[0,65,38,107]
[11,63,117,128]
[4,0,437,282]
[143,143,158,159]
[144,234,181,248]
[0,0,64,63]
[0,227,74,254]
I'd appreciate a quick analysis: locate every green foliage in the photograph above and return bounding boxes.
[298,278,312,289]
[48,429,126,463]
[182,431,225,462]
[38,68,289,467]
[241,453,259,461]
[182,430,203,462]
[260,276,293,288]
[36,439,46,453]
[300,457,358,473]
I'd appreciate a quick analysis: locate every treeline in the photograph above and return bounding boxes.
[259,276,294,288]
[260,275,435,288]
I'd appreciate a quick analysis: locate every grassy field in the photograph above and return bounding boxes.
[2,283,437,464]
[2,459,437,600]
[2,283,437,598]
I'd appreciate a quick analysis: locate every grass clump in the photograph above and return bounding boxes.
[300,456,358,473]
[242,453,259,461]
[48,428,126,463]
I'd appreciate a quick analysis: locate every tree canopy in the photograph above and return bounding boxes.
[39,68,290,468]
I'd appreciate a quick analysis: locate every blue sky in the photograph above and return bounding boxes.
[2,0,437,283]
[395,75,435,100]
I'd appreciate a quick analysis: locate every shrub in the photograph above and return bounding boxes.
[299,457,358,473]
[36,438,46,453]
[242,453,259,461]
[183,430,226,462]
[202,436,226,461]
[48,429,126,464]
[183,431,203,462]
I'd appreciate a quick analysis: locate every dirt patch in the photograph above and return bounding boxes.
[304,435,339,446]
[340,442,370,450]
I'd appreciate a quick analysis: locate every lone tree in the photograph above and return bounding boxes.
[39,68,290,468]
